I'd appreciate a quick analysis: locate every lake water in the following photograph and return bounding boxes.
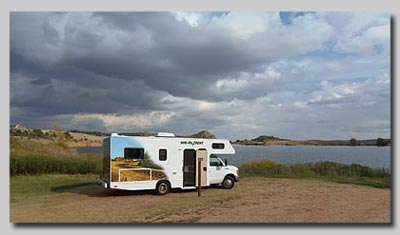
[75,145,391,170]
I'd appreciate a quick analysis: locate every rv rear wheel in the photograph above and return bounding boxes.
[156,181,170,195]
[222,176,235,189]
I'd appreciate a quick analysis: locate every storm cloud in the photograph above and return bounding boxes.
[10,12,391,140]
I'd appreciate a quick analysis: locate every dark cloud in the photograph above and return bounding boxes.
[9,12,390,139]
[29,77,52,85]
[42,21,60,46]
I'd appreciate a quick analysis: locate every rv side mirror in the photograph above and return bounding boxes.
[224,159,228,166]
[218,162,223,167]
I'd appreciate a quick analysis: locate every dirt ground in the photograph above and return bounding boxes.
[10,177,391,223]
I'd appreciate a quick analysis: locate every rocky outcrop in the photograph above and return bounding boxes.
[186,130,217,139]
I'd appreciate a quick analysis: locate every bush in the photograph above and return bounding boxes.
[239,160,288,176]
[377,138,388,147]
[239,160,390,188]
[239,160,389,178]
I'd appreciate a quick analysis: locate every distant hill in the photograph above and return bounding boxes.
[252,135,288,142]
[185,130,217,139]
[10,124,104,147]
[70,129,108,136]
[10,124,29,132]
[233,134,391,147]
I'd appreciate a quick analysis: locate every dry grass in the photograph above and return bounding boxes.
[68,132,103,147]
[10,132,103,147]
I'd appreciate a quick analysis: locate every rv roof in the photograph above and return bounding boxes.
[156,132,175,137]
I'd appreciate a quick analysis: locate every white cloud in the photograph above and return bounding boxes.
[308,73,390,107]
[174,12,202,27]
[293,101,309,109]
[330,12,390,55]
[214,61,285,93]
[208,12,275,40]
[71,111,175,130]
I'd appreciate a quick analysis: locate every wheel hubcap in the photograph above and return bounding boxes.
[159,184,167,193]
[223,179,233,188]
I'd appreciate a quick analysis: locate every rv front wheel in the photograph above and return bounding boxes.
[222,176,235,189]
[156,181,170,195]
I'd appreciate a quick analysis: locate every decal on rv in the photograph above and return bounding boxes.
[111,137,167,182]
[180,140,204,146]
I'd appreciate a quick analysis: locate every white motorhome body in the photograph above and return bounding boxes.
[99,133,239,194]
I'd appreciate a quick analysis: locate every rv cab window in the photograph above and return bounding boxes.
[124,148,144,160]
[159,149,167,161]
[210,155,223,167]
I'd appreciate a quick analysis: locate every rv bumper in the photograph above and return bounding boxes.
[97,178,109,189]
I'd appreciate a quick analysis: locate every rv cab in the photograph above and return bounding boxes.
[208,154,238,188]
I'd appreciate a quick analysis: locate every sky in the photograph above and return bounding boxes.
[10,12,391,140]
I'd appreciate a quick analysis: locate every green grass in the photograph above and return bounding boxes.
[10,137,102,176]
[239,160,391,188]
[10,174,98,203]
[10,154,102,176]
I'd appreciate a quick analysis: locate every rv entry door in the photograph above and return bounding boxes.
[196,149,208,187]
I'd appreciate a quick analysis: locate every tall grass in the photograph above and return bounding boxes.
[239,160,391,188]
[10,154,102,176]
[10,137,102,176]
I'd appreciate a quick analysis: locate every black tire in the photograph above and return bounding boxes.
[156,181,170,195]
[222,176,235,189]
[210,183,220,188]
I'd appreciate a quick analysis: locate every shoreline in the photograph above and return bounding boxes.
[232,143,391,147]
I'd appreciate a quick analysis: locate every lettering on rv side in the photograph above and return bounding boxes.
[180,141,204,146]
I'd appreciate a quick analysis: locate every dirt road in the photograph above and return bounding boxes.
[10,177,390,223]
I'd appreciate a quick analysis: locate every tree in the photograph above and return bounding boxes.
[349,138,357,146]
[377,138,387,147]
[64,131,73,140]
[53,124,67,148]
[32,129,45,138]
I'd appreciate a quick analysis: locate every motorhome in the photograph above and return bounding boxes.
[98,132,239,195]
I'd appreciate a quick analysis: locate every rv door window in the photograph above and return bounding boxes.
[159,149,167,161]
[124,148,144,160]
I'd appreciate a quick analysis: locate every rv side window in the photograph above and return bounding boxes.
[212,143,225,149]
[124,148,144,160]
[159,149,167,161]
